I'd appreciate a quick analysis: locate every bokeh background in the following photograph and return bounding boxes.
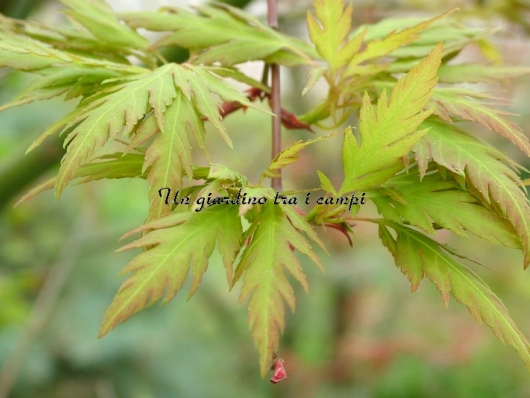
[1,0,530,397]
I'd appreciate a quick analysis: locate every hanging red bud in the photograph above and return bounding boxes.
[270,358,287,384]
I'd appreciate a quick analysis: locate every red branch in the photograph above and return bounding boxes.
[219,87,314,133]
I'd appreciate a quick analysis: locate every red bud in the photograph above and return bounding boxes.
[270,358,287,384]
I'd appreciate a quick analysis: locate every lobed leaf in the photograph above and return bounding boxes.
[99,205,243,337]
[60,0,149,50]
[373,173,521,248]
[307,0,363,75]
[345,11,452,73]
[234,202,323,376]
[120,4,317,66]
[340,43,442,194]
[54,63,265,200]
[55,64,177,198]
[142,93,205,221]
[413,120,530,267]
[431,87,530,156]
[379,222,530,371]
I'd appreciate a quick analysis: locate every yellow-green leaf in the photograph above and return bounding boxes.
[431,87,530,156]
[99,205,243,337]
[414,120,530,267]
[233,202,323,376]
[340,43,442,194]
[379,222,530,371]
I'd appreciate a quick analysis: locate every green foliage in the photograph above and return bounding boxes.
[2,0,530,380]
[234,202,325,376]
[379,221,530,371]
[99,204,243,338]
[339,43,441,194]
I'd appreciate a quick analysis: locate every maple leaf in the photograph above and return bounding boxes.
[233,202,324,376]
[345,12,451,72]
[52,63,263,202]
[373,172,521,248]
[413,120,530,267]
[379,221,530,371]
[59,0,149,50]
[142,92,205,221]
[307,0,364,77]
[119,3,317,66]
[99,205,243,338]
[54,64,177,199]
[339,43,442,194]
[354,14,489,60]
[0,28,144,73]
[431,88,530,156]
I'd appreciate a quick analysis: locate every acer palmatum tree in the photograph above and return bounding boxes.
[1,0,530,379]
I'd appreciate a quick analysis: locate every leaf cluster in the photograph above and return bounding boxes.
[2,0,530,377]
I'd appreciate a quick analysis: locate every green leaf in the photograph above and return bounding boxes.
[99,205,243,337]
[307,0,363,75]
[55,64,178,198]
[431,87,530,156]
[317,171,337,196]
[60,0,148,50]
[437,64,530,84]
[302,66,327,96]
[339,43,442,194]
[208,164,248,187]
[233,202,323,376]
[379,222,530,371]
[345,11,452,71]
[120,4,317,66]
[352,13,488,60]
[262,131,342,179]
[373,172,521,248]
[0,29,146,72]
[14,153,145,207]
[0,66,141,112]
[54,63,265,199]
[143,92,205,221]
[413,120,530,267]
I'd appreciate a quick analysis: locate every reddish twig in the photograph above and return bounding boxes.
[266,0,282,192]
[219,87,313,133]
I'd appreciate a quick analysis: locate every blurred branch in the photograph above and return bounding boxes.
[0,0,47,19]
[0,202,94,398]
[0,136,64,212]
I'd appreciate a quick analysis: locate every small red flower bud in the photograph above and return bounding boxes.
[270,358,287,384]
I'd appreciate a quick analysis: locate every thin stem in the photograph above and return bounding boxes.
[267,0,282,192]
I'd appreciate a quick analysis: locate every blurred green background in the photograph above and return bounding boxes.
[1,0,530,397]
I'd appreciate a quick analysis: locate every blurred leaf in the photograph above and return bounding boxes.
[120,4,317,66]
[379,221,530,371]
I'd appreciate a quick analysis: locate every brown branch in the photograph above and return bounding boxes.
[267,0,282,192]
